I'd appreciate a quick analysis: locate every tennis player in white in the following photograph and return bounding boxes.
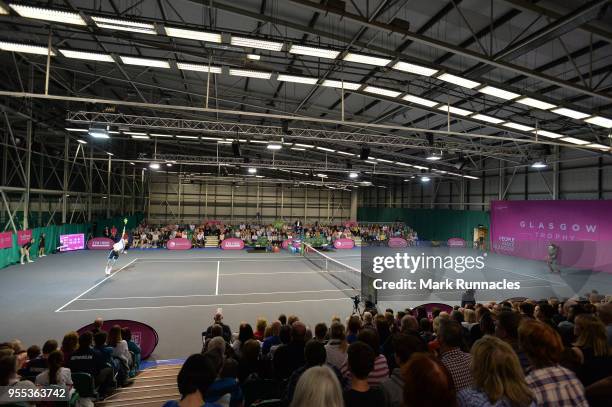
[105,218,128,276]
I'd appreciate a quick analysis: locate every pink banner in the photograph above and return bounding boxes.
[491,200,612,272]
[17,230,32,245]
[0,231,12,249]
[87,237,115,250]
[388,237,408,248]
[59,233,85,252]
[221,238,245,250]
[333,238,355,250]
[167,238,192,250]
[447,237,467,248]
[76,319,158,360]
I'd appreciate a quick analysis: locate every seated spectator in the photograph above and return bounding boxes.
[438,319,473,391]
[341,328,388,387]
[67,332,114,395]
[585,375,612,407]
[232,323,255,359]
[287,315,299,326]
[26,345,40,363]
[206,356,243,407]
[519,320,588,406]
[93,331,112,365]
[262,321,282,356]
[494,310,530,373]
[380,334,427,407]
[204,311,232,343]
[237,339,263,383]
[122,327,141,373]
[342,341,385,406]
[457,336,535,407]
[92,317,104,334]
[400,315,418,334]
[346,316,361,344]
[419,318,434,344]
[108,325,132,368]
[314,322,328,343]
[325,322,348,370]
[571,314,612,386]
[598,301,611,346]
[290,365,343,407]
[35,350,73,389]
[61,331,79,364]
[21,339,57,378]
[254,317,267,341]
[273,321,307,380]
[278,314,287,326]
[402,353,456,407]
[362,312,374,330]
[0,354,38,404]
[270,325,291,361]
[163,353,222,407]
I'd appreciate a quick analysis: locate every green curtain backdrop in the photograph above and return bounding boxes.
[357,208,490,242]
[0,213,144,270]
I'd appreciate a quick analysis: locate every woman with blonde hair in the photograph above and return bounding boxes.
[572,314,612,386]
[290,365,343,407]
[458,336,534,407]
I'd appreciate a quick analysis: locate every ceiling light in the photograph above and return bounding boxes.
[471,114,504,124]
[277,74,318,85]
[166,163,173,167]
[316,173,328,178]
[533,130,563,139]
[255,175,265,178]
[437,105,473,116]
[321,80,362,90]
[516,97,556,110]
[551,107,589,120]
[59,49,113,62]
[149,162,160,169]
[131,135,150,139]
[413,165,429,170]
[217,140,232,144]
[561,137,590,145]
[503,122,534,131]
[395,162,412,167]
[295,144,314,148]
[437,73,480,89]
[463,175,479,180]
[77,139,87,144]
[230,36,283,51]
[0,41,54,56]
[363,86,401,98]
[392,61,438,76]
[267,143,282,150]
[289,45,340,59]
[365,160,377,165]
[291,147,305,151]
[375,158,393,163]
[587,143,610,151]
[585,116,612,128]
[337,151,355,156]
[120,56,170,68]
[124,132,146,136]
[0,5,8,15]
[249,139,268,144]
[349,172,358,179]
[229,69,272,79]
[66,128,88,132]
[106,152,114,156]
[150,133,174,137]
[478,85,520,100]
[164,26,221,43]
[10,4,86,25]
[92,16,156,34]
[176,135,198,139]
[531,162,547,169]
[426,153,442,161]
[88,128,109,139]
[129,162,135,166]
[247,54,260,60]
[421,176,431,182]
[402,94,438,107]
[343,52,392,66]
[316,147,335,152]
[248,168,257,174]
[176,62,222,73]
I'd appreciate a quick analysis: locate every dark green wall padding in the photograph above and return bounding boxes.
[357,208,490,242]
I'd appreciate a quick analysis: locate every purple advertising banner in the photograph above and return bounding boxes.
[416,303,454,319]
[491,200,612,272]
[87,237,115,250]
[17,230,32,246]
[388,237,408,248]
[0,231,12,249]
[167,238,192,250]
[333,238,355,250]
[447,237,467,248]
[76,319,158,360]
[221,238,245,250]
[59,233,85,252]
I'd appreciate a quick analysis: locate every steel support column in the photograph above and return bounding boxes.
[61,134,69,224]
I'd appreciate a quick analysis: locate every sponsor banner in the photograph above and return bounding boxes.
[447,237,467,248]
[167,238,192,250]
[491,200,612,272]
[87,237,115,250]
[17,230,32,246]
[76,319,158,360]
[221,238,245,250]
[0,231,12,249]
[59,233,85,252]
[333,238,355,250]
[417,303,454,318]
[388,237,408,248]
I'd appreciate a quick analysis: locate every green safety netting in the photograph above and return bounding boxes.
[357,207,490,242]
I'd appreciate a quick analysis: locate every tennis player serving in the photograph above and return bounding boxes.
[105,218,128,276]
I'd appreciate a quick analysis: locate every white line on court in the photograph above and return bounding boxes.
[219,270,351,276]
[132,254,361,261]
[54,258,138,313]
[136,257,361,264]
[55,297,349,312]
[70,288,356,302]
[215,261,220,296]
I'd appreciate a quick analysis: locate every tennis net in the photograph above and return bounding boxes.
[302,244,361,297]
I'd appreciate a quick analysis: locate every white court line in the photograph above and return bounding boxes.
[482,266,562,284]
[136,257,361,264]
[56,297,349,312]
[54,258,138,313]
[219,270,350,276]
[215,261,220,296]
[69,288,355,302]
